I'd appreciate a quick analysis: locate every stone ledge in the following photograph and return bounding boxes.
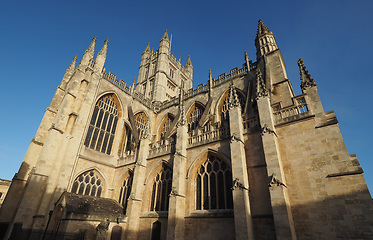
[326,169,364,178]
[185,209,234,218]
[140,211,168,218]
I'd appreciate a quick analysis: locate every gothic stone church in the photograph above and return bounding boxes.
[1,20,372,240]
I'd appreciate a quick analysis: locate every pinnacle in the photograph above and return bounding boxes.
[143,42,151,53]
[256,19,272,38]
[186,56,192,66]
[298,58,316,90]
[161,29,169,41]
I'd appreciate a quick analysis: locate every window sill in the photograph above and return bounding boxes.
[185,209,234,218]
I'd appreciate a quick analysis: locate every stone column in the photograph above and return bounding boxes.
[125,127,150,240]
[256,75,297,239]
[228,84,254,240]
[167,111,187,240]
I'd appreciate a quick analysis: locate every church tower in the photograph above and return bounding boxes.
[136,30,193,103]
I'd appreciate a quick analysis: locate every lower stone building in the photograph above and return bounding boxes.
[0,20,372,240]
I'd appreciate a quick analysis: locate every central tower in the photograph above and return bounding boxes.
[136,30,193,103]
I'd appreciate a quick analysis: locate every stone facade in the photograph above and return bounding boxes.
[0,179,11,207]
[0,20,372,240]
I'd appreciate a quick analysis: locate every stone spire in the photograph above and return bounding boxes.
[244,51,250,70]
[159,30,170,54]
[228,80,240,109]
[186,55,192,67]
[256,68,269,99]
[94,38,109,72]
[208,69,213,97]
[161,29,169,41]
[256,19,272,38]
[298,58,316,90]
[66,56,77,74]
[255,19,278,59]
[79,36,97,67]
[143,42,151,54]
[97,38,109,57]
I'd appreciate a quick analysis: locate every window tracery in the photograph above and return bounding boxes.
[135,112,148,139]
[71,170,103,197]
[196,155,233,210]
[84,94,119,154]
[150,166,172,211]
[187,104,204,132]
[220,90,245,123]
[119,172,133,214]
[159,114,174,142]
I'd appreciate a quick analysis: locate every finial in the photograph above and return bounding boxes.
[256,68,269,99]
[228,79,240,109]
[298,58,316,90]
[209,69,212,80]
[132,77,136,87]
[244,51,249,62]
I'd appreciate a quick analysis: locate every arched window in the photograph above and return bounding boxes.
[159,114,174,143]
[219,90,245,123]
[135,112,148,139]
[84,94,119,154]
[196,155,233,210]
[150,166,172,211]
[71,170,103,197]
[187,103,204,132]
[119,171,133,214]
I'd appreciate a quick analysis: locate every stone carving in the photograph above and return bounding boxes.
[261,123,277,136]
[268,174,287,188]
[96,219,110,240]
[256,68,269,99]
[230,134,244,144]
[169,187,185,198]
[177,90,186,127]
[231,178,249,191]
[298,58,316,90]
[228,80,240,109]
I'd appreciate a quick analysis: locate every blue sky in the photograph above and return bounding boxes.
[1,1,372,193]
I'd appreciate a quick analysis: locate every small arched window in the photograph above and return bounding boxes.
[159,114,174,142]
[84,94,119,154]
[219,90,245,123]
[187,103,204,132]
[150,166,172,211]
[135,112,148,139]
[119,171,133,214]
[71,170,103,197]
[196,155,233,210]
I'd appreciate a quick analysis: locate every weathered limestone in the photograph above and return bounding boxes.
[1,20,372,240]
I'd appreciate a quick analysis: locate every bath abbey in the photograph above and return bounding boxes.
[0,20,372,240]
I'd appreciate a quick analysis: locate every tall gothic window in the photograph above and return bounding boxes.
[135,112,148,139]
[196,155,233,210]
[220,90,245,123]
[159,114,174,143]
[119,172,133,214]
[71,170,103,197]
[150,166,172,211]
[84,94,119,154]
[187,103,204,132]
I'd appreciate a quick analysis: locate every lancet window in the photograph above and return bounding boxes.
[187,103,204,132]
[220,90,245,123]
[135,112,148,139]
[159,114,174,143]
[84,94,119,154]
[150,166,172,211]
[71,170,103,197]
[196,155,233,210]
[119,171,133,214]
